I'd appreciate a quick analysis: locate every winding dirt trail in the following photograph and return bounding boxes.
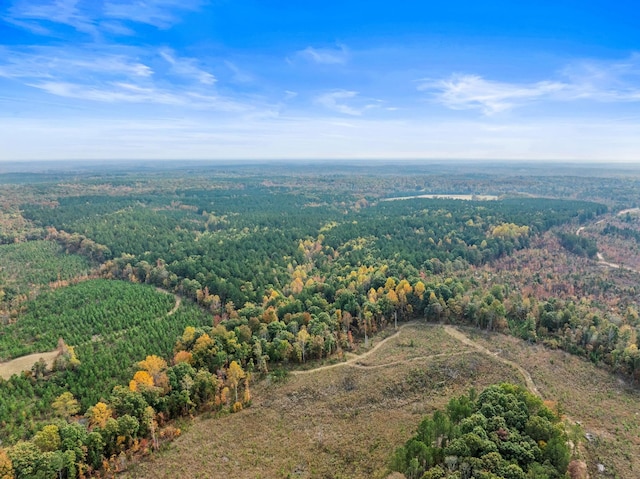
[443,326,539,395]
[291,322,541,400]
[576,225,640,274]
[167,295,181,315]
[157,287,181,315]
[291,322,416,375]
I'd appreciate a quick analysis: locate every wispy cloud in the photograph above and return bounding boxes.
[420,54,640,115]
[27,80,248,112]
[560,54,640,102]
[28,80,180,104]
[0,45,256,112]
[4,0,99,36]
[99,20,134,36]
[224,61,253,83]
[315,90,379,116]
[160,48,216,85]
[419,74,566,115]
[0,47,153,80]
[3,0,205,36]
[103,0,204,29]
[296,44,349,65]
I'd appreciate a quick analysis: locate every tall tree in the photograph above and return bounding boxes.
[227,361,246,404]
[297,326,310,362]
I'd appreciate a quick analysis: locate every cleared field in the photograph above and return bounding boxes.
[123,324,525,479]
[124,323,640,479]
[346,322,475,368]
[0,350,58,380]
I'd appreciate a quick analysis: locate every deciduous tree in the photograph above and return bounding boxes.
[0,448,13,479]
[87,402,112,429]
[52,391,80,419]
[227,361,246,404]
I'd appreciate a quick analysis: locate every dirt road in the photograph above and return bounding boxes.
[443,326,539,395]
[292,322,541,399]
[291,323,412,375]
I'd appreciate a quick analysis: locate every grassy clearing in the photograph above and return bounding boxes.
[124,323,640,478]
[124,325,523,479]
[354,322,474,367]
[0,350,58,380]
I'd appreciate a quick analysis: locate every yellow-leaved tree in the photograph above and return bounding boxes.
[137,355,170,392]
[51,391,80,419]
[243,377,251,404]
[173,350,193,365]
[33,425,61,452]
[129,370,154,391]
[86,402,112,429]
[138,355,168,380]
[296,326,310,362]
[227,361,246,404]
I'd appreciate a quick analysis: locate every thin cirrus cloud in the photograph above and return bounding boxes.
[0,45,251,112]
[420,55,640,115]
[0,47,153,80]
[296,44,349,65]
[224,61,253,84]
[30,81,183,105]
[315,90,379,116]
[4,0,99,36]
[103,0,205,29]
[419,74,567,115]
[29,81,250,112]
[3,0,204,36]
[159,48,216,85]
[560,54,640,102]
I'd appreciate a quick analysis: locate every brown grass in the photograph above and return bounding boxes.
[0,350,58,379]
[122,325,523,479]
[355,323,475,367]
[122,323,640,478]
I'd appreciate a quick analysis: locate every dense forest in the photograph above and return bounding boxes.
[0,162,639,478]
[392,383,570,479]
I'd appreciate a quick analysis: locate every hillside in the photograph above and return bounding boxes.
[125,323,639,479]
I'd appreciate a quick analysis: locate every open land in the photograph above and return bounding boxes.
[125,322,639,479]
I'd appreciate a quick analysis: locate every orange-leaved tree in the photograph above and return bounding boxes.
[0,448,13,479]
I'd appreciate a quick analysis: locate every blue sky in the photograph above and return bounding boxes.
[1,0,639,161]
